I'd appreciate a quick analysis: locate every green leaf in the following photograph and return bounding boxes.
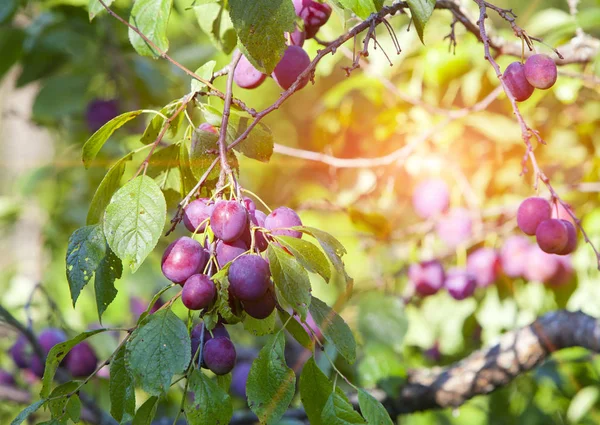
[95,247,122,320]
[87,153,131,225]
[147,143,180,178]
[0,28,25,81]
[0,0,19,24]
[224,110,273,162]
[132,396,158,425]
[406,0,435,43]
[358,292,408,352]
[295,226,351,286]
[229,0,295,74]
[33,74,90,122]
[191,60,216,93]
[217,373,232,392]
[337,0,378,19]
[567,386,600,424]
[103,175,166,272]
[48,382,81,423]
[357,389,393,425]
[322,393,366,424]
[185,370,233,425]
[41,329,106,398]
[243,310,276,336]
[89,0,114,20]
[140,102,185,145]
[128,0,173,57]
[278,309,312,349]
[309,297,356,364]
[110,344,136,424]
[275,236,331,282]
[66,225,106,306]
[211,276,242,324]
[82,110,143,169]
[126,309,191,396]
[267,244,311,320]
[11,400,46,425]
[179,138,200,195]
[247,332,296,424]
[193,2,237,54]
[348,207,392,239]
[189,126,238,182]
[300,356,334,425]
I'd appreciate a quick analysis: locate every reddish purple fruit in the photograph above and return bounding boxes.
[191,323,230,359]
[408,260,445,296]
[162,237,208,284]
[524,54,557,90]
[503,62,535,102]
[444,268,477,300]
[30,328,68,378]
[86,99,119,133]
[288,27,306,46]
[231,361,251,398]
[10,334,31,369]
[552,202,576,226]
[500,235,532,278]
[242,288,276,319]
[183,198,214,233]
[65,342,98,377]
[272,46,311,90]
[243,197,256,212]
[210,200,248,243]
[198,122,218,134]
[216,239,248,268]
[242,210,269,251]
[412,179,450,219]
[265,207,302,238]
[467,248,501,288]
[435,208,473,248]
[0,369,15,386]
[293,0,332,39]
[558,220,577,255]
[536,219,568,254]
[548,256,574,286]
[203,337,236,375]
[229,255,271,301]
[182,274,216,310]
[517,197,552,236]
[234,54,267,89]
[524,245,560,283]
[298,312,323,341]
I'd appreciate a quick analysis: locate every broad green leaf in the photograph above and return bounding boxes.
[110,344,136,424]
[128,0,173,57]
[191,60,216,92]
[300,357,334,425]
[228,0,295,74]
[243,310,276,336]
[247,332,296,424]
[41,329,106,398]
[87,153,131,225]
[406,0,435,43]
[126,309,191,396]
[82,111,143,169]
[0,28,25,81]
[322,393,366,424]
[295,226,351,286]
[338,0,378,19]
[201,105,273,162]
[268,244,311,320]
[179,138,200,195]
[357,389,393,425]
[185,370,233,425]
[66,225,106,306]
[140,102,185,145]
[358,292,408,352]
[103,176,166,272]
[147,143,180,179]
[278,309,312,349]
[48,382,81,423]
[193,2,237,54]
[89,0,114,20]
[189,126,238,182]
[309,297,356,364]
[11,400,46,425]
[567,386,600,424]
[94,247,122,320]
[132,396,158,425]
[275,236,331,282]
[33,74,90,122]
[217,373,232,392]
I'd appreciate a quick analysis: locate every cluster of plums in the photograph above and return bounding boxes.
[190,322,236,375]
[516,197,577,255]
[8,328,98,380]
[233,0,332,91]
[503,54,558,102]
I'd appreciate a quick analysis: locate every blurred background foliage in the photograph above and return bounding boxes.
[1,0,599,423]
